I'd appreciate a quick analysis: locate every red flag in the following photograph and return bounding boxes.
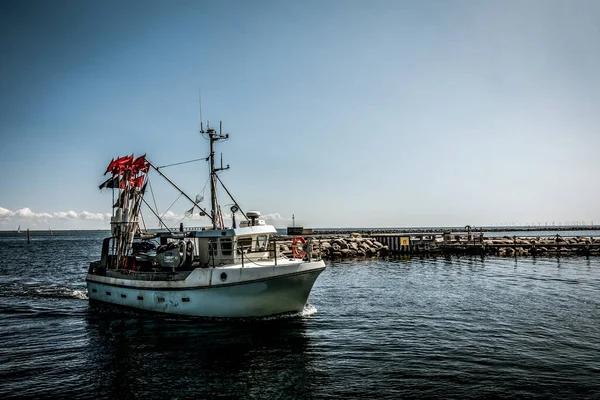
[112,154,133,175]
[104,158,115,175]
[132,154,149,174]
[119,154,134,173]
[129,175,145,188]
[105,155,134,175]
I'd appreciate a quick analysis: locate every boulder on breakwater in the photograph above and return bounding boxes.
[278,233,389,260]
[482,236,600,256]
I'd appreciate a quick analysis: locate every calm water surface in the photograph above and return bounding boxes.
[0,231,599,399]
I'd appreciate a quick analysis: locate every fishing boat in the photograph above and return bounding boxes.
[86,121,326,317]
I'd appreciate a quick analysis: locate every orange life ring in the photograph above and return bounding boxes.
[292,236,307,259]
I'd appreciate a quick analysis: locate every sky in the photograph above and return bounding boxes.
[1,0,599,230]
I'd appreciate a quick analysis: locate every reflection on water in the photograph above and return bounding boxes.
[84,306,320,399]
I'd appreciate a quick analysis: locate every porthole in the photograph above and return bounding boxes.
[182,297,190,302]
[220,272,227,282]
[137,296,143,301]
[157,297,165,303]
[91,288,97,293]
[106,291,111,296]
[121,294,126,298]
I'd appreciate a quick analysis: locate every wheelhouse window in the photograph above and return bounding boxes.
[257,235,268,251]
[237,237,252,253]
[220,238,233,256]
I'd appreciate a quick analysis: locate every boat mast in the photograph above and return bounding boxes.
[204,120,229,229]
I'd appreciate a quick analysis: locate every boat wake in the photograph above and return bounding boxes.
[257,303,318,321]
[69,289,89,300]
[300,303,318,317]
[0,282,88,300]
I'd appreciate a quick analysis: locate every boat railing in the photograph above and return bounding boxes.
[99,236,145,271]
[263,237,323,265]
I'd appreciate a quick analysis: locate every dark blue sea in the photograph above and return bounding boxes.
[1,231,599,399]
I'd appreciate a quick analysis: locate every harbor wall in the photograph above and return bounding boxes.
[278,232,600,259]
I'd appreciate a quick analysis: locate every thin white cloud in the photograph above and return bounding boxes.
[0,207,14,218]
[15,208,35,218]
[0,206,291,230]
[161,211,183,221]
[0,206,111,224]
[0,207,59,220]
[53,211,79,219]
[79,211,105,220]
[261,212,285,221]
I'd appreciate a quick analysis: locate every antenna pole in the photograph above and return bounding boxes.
[209,127,217,228]
[208,125,229,229]
[199,89,203,132]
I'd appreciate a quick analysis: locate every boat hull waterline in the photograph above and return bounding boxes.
[86,262,325,317]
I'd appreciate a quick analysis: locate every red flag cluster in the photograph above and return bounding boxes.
[100,154,149,190]
[104,154,149,176]
[104,154,150,175]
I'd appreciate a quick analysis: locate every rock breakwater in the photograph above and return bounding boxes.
[277,233,600,258]
[481,236,600,256]
[277,234,389,260]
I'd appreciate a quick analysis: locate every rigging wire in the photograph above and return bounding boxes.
[140,197,172,232]
[157,157,208,169]
[160,193,183,220]
[139,209,147,232]
[175,213,188,229]
[146,177,171,230]
[184,170,211,217]
[148,178,160,221]
[199,170,211,199]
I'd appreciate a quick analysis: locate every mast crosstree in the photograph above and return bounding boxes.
[203,121,229,230]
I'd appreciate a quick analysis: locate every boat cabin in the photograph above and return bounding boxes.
[186,224,277,267]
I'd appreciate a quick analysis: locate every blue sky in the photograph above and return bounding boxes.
[1,0,599,230]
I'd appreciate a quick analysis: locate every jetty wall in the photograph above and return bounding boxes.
[278,232,600,259]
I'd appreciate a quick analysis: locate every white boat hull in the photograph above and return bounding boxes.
[86,261,325,317]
